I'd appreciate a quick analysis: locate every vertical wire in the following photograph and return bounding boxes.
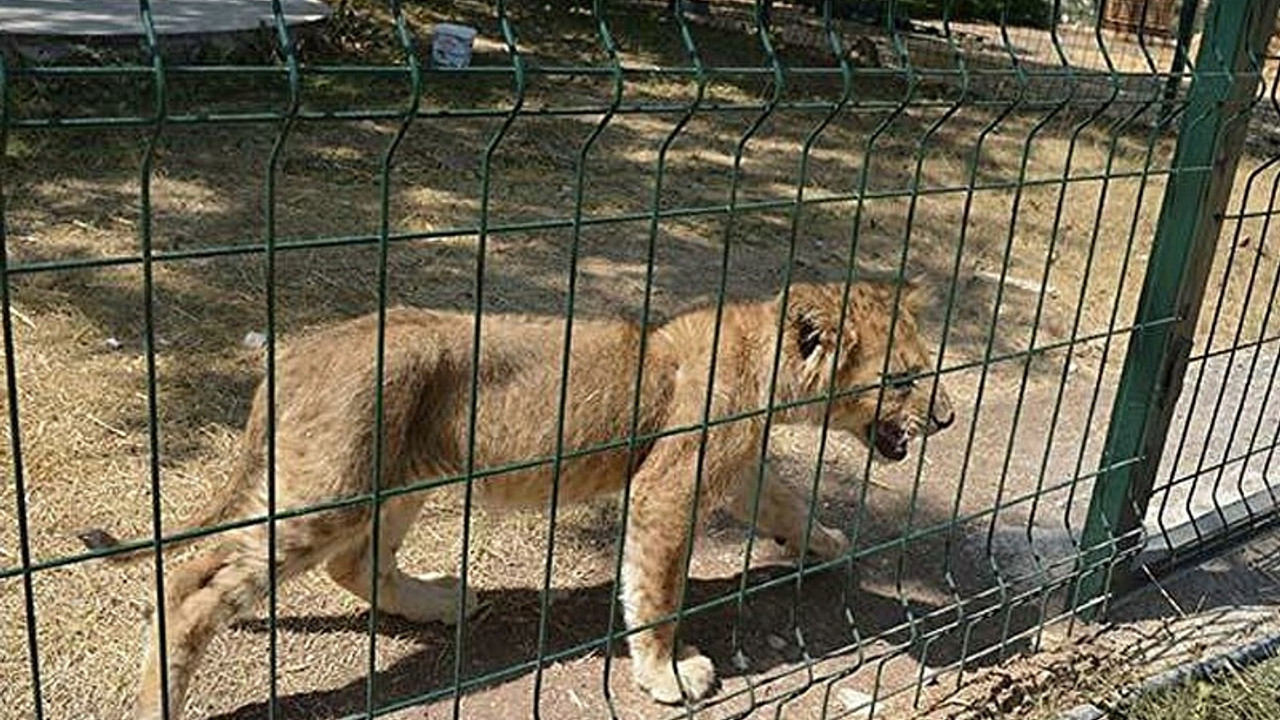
[1160,0,1200,122]
[952,7,1031,612]
[1050,0,1142,621]
[600,9,707,716]
[860,0,971,710]
[364,2,423,715]
[887,0,973,697]
[737,1,853,713]
[723,0,806,708]
[1033,5,1121,565]
[670,0,784,708]
[911,0,988,686]
[453,4,526,717]
[264,3,302,717]
[137,2,173,716]
[1015,3,1088,648]
[809,0,923,705]
[0,46,46,720]
[529,2,623,715]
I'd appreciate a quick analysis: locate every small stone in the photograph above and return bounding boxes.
[766,633,788,651]
[105,337,122,350]
[77,528,119,550]
[837,688,874,717]
[242,331,268,349]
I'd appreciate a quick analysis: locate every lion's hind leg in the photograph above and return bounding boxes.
[325,493,479,625]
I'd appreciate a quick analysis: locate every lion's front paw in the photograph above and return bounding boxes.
[634,645,717,704]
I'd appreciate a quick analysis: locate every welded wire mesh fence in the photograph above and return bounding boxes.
[1,0,1280,718]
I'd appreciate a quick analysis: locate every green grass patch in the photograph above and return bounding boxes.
[1118,654,1280,720]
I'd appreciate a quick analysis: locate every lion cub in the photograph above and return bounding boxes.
[83,280,953,719]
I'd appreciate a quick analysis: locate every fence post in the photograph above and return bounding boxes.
[1074,0,1280,612]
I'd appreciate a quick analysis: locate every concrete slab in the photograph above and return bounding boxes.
[1146,343,1280,548]
[0,0,330,38]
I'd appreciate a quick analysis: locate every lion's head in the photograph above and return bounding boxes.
[778,280,955,461]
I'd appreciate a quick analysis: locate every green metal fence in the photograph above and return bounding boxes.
[2,0,1280,718]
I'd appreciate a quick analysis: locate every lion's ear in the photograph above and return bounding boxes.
[795,311,825,360]
[785,284,856,363]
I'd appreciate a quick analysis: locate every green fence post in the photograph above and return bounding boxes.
[1075,0,1280,612]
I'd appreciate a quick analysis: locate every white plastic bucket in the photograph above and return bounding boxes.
[431,23,478,69]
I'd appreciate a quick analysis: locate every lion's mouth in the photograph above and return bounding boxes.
[871,420,909,461]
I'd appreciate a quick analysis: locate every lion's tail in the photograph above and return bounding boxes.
[77,396,266,565]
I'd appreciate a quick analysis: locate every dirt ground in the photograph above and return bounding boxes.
[1,1,1279,719]
[922,523,1280,720]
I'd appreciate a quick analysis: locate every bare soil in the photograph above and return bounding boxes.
[2,2,1278,719]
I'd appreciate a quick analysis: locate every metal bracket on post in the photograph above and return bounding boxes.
[1073,0,1280,615]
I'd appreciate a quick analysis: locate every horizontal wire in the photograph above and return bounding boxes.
[5,166,1201,276]
[1150,441,1280,496]
[2,442,1146,581]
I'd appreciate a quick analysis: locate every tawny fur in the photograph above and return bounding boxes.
[84,280,955,720]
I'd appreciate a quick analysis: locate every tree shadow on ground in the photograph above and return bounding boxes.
[0,2,1201,716]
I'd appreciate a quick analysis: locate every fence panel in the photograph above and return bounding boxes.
[1124,9,1280,578]
[0,1,1278,719]
[1077,0,1280,608]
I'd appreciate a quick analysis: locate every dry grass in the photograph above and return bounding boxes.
[1120,653,1280,720]
[2,1,1279,718]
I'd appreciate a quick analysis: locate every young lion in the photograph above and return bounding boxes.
[83,280,954,719]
